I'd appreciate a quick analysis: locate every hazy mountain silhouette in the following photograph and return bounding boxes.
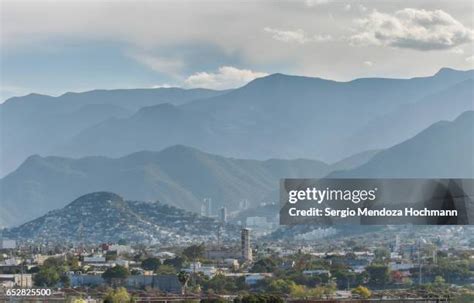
[329,111,474,178]
[345,78,473,155]
[0,145,332,227]
[59,68,473,163]
[0,88,227,176]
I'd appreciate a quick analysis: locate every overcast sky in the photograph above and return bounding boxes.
[1,0,473,101]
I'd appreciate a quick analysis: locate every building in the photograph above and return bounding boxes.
[206,248,240,260]
[239,199,250,210]
[0,239,16,250]
[0,274,33,288]
[182,262,217,278]
[108,244,133,255]
[220,207,227,223]
[244,273,272,285]
[83,256,106,264]
[302,269,331,278]
[241,228,253,262]
[202,198,213,217]
[68,274,182,293]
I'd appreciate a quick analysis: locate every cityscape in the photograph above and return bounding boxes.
[1,0,474,302]
[0,192,473,302]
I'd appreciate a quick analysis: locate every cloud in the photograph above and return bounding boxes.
[363,61,374,67]
[127,52,184,76]
[451,48,464,54]
[184,66,268,90]
[264,27,333,44]
[358,4,368,13]
[466,56,474,63]
[313,34,334,42]
[264,27,311,44]
[152,84,175,89]
[305,0,332,7]
[350,8,474,50]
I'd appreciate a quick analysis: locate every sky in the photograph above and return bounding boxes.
[1,0,473,101]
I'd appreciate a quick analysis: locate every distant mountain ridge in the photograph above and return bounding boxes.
[1,69,473,228]
[60,68,474,163]
[329,111,474,178]
[1,111,472,228]
[2,68,473,178]
[0,87,227,176]
[0,145,338,227]
[4,192,239,244]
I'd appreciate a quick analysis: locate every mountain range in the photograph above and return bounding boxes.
[2,110,473,228]
[59,68,474,164]
[1,68,472,177]
[330,110,474,178]
[1,69,473,229]
[0,145,339,227]
[0,87,226,176]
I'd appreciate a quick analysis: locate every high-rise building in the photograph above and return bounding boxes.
[394,235,400,253]
[203,198,212,217]
[220,207,227,223]
[241,228,252,261]
[239,199,250,210]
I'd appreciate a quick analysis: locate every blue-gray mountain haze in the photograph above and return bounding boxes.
[0,68,473,227]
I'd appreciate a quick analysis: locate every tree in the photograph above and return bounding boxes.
[250,258,276,273]
[268,279,296,293]
[289,284,307,298]
[68,256,81,272]
[34,267,61,287]
[164,256,185,270]
[43,257,66,268]
[323,283,336,299]
[155,264,176,275]
[102,265,130,286]
[434,275,446,286]
[307,286,327,299]
[61,274,71,288]
[103,287,133,303]
[141,257,161,271]
[178,271,191,293]
[183,244,205,261]
[204,274,239,294]
[352,285,371,298]
[34,257,68,287]
[366,265,389,286]
[374,248,390,263]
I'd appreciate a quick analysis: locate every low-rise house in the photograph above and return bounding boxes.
[245,273,272,285]
[302,269,331,278]
[108,244,133,255]
[182,262,217,278]
[389,261,416,271]
[0,274,33,288]
[83,256,106,264]
[68,274,182,293]
[224,258,239,269]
